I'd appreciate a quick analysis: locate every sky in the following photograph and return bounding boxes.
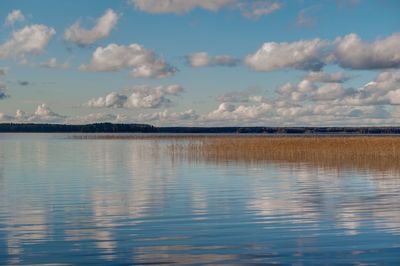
[0,0,399,126]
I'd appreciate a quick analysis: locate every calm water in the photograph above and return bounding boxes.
[0,134,399,265]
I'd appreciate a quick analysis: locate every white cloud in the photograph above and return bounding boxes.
[27,104,65,123]
[245,38,330,71]
[6,104,65,123]
[5,10,25,26]
[86,92,128,108]
[335,33,400,69]
[80,43,176,78]
[246,33,400,72]
[129,0,234,14]
[186,52,239,67]
[203,102,272,122]
[86,85,184,109]
[0,24,55,59]
[40,58,69,69]
[129,0,281,18]
[125,85,184,108]
[238,1,281,19]
[64,9,119,46]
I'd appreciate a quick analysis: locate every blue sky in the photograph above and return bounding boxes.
[0,0,399,126]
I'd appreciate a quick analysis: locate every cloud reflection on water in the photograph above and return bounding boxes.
[0,135,399,265]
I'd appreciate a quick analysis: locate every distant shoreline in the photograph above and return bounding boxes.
[1,122,400,135]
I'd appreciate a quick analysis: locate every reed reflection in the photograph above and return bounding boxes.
[168,136,400,173]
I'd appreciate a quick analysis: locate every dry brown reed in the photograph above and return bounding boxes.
[167,136,400,173]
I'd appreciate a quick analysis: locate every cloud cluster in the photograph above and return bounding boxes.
[129,0,281,18]
[80,44,176,78]
[0,24,55,59]
[5,9,25,26]
[246,33,400,71]
[64,9,119,46]
[186,52,239,67]
[6,104,65,123]
[86,85,184,109]
[2,71,400,126]
[199,70,400,125]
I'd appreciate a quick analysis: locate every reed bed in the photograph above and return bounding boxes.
[71,134,400,172]
[167,136,400,172]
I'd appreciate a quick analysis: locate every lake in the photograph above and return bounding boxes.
[0,134,399,265]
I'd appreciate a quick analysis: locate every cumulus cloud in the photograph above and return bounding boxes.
[275,74,354,103]
[86,92,128,108]
[129,0,281,18]
[0,24,55,59]
[245,38,330,71]
[27,104,65,123]
[80,44,176,78]
[246,33,400,72]
[5,10,25,26]
[186,52,239,67]
[203,102,272,122]
[335,33,400,69]
[86,85,184,109]
[40,58,69,69]
[64,9,119,46]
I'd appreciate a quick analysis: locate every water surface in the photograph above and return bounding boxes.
[0,134,399,265]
